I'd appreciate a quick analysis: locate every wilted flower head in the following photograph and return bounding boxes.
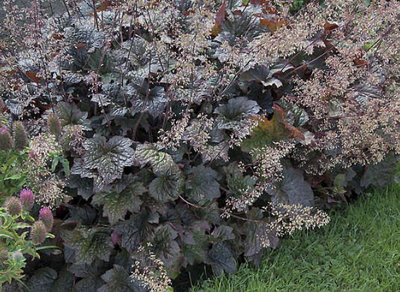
[26,134,66,207]
[4,197,22,216]
[0,127,12,151]
[13,121,29,150]
[20,188,34,211]
[0,98,5,112]
[30,221,47,245]
[11,250,24,262]
[29,134,61,165]
[47,113,62,138]
[131,243,172,291]
[39,207,53,231]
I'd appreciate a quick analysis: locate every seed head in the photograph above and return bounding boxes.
[31,221,47,245]
[11,251,24,262]
[47,113,62,138]
[0,127,12,151]
[4,197,22,216]
[13,121,28,150]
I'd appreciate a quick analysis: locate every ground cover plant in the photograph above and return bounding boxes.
[1,0,400,290]
[0,123,66,287]
[195,182,400,291]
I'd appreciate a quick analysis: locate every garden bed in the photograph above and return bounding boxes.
[1,0,400,291]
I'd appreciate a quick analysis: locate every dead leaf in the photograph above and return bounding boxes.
[52,33,64,40]
[6,69,17,75]
[250,0,278,14]
[75,43,87,50]
[260,18,289,33]
[324,21,339,31]
[354,58,369,67]
[97,0,110,12]
[25,71,42,83]
[211,0,227,37]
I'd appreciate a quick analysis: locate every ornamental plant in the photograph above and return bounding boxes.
[1,0,400,290]
[0,130,29,199]
[0,120,69,207]
[0,193,55,287]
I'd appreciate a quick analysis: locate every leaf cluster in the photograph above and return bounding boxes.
[1,0,400,289]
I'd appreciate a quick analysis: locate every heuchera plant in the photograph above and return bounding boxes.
[1,0,400,290]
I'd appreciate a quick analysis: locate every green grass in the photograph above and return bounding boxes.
[194,185,400,291]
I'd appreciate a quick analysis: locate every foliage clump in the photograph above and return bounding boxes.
[1,0,400,289]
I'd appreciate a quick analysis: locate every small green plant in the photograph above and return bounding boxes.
[0,150,29,200]
[0,190,55,287]
[0,124,69,204]
[0,123,66,288]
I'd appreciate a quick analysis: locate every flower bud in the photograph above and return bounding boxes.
[4,197,22,216]
[20,188,34,211]
[47,113,62,138]
[39,207,54,231]
[11,251,24,262]
[0,249,8,262]
[0,127,12,151]
[31,221,47,245]
[0,97,6,112]
[0,97,7,113]
[111,231,121,246]
[13,121,28,151]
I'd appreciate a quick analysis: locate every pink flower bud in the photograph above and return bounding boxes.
[20,188,34,211]
[111,231,121,246]
[39,207,54,231]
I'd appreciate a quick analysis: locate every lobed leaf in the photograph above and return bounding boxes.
[185,165,221,203]
[83,135,134,185]
[92,176,146,224]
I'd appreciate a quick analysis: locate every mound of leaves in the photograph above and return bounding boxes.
[1,0,400,291]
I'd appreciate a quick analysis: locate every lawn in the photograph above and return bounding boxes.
[194,185,400,291]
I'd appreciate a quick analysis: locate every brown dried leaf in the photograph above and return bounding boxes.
[260,18,289,33]
[25,71,42,83]
[211,0,227,37]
